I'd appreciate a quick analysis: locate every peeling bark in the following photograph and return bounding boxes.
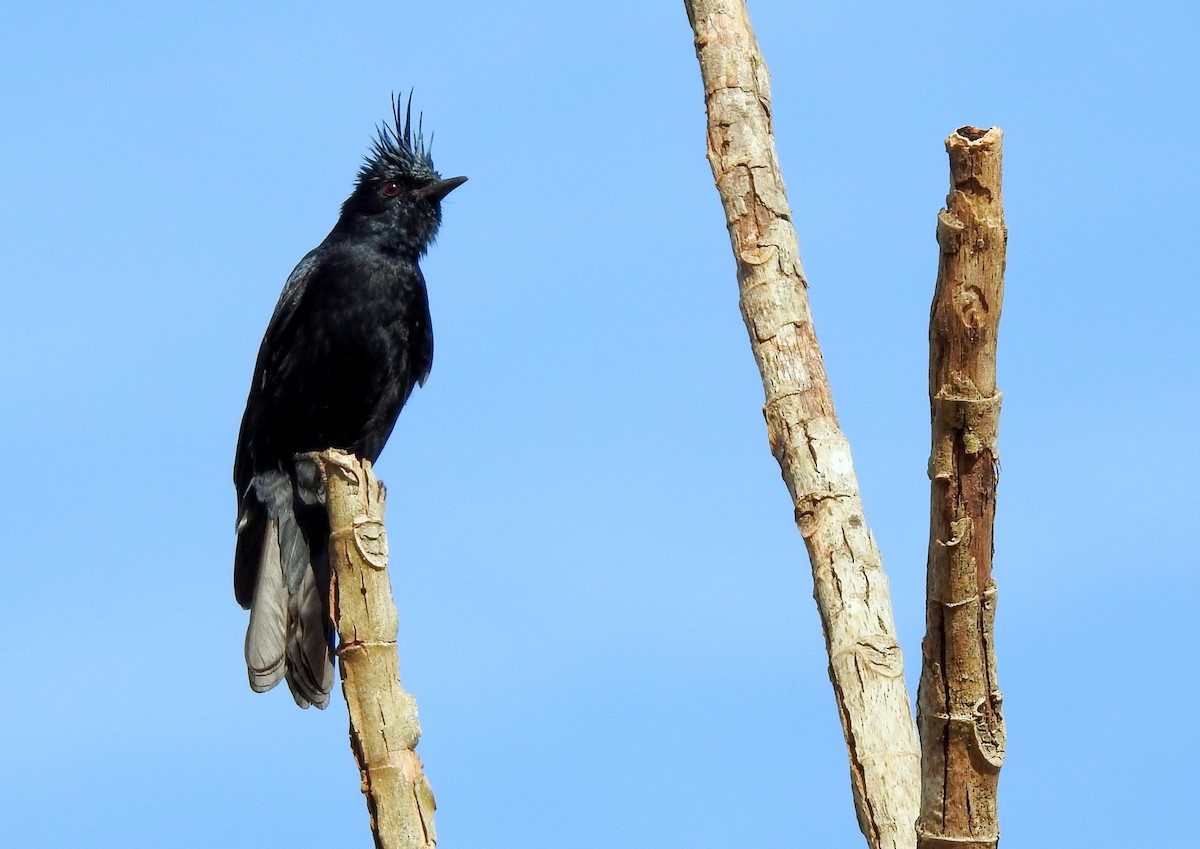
[683,3,920,847]
[305,450,437,849]
[916,127,1007,849]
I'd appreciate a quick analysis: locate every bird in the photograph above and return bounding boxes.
[233,95,465,708]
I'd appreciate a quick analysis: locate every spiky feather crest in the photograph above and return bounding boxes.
[357,92,439,185]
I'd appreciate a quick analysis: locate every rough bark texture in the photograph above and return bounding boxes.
[683,3,920,847]
[916,126,1007,849]
[306,450,436,849]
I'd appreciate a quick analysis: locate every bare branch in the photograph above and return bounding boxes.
[307,450,437,849]
[682,3,920,847]
[917,126,1007,849]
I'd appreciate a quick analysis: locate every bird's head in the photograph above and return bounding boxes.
[335,93,467,255]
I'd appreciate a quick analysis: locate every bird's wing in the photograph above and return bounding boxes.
[233,248,322,492]
[415,287,434,388]
[233,249,325,607]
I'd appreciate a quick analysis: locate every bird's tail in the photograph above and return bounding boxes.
[237,469,334,709]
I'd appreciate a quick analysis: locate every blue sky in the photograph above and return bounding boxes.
[3,2,1196,846]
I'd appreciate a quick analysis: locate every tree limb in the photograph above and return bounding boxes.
[682,3,920,847]
[305,450,437,849]
[916,126,1007,849]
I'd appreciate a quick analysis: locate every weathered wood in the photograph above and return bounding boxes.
[682,3,920,847]
[307,450,436,849]
[916,126,1007,849]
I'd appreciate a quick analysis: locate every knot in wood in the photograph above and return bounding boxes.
[352,516,389,570]
[833,633,905,679]
[970,699,1006,771]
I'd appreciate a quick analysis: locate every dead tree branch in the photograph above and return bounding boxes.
[682,3,920,847]
[305,450,437,849]
[916,126,1007,849]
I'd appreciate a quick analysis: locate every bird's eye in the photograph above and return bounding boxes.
[380,181,401,197]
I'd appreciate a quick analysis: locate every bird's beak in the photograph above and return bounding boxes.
[415,175,468,201]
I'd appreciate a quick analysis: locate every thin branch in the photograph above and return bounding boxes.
[682,3,920,847]
[306,450,437,849]
[916,126,1007,849]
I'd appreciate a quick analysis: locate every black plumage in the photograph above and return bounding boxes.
[233,96,465,708]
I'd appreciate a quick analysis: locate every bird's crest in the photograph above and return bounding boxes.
[357,91,438,184]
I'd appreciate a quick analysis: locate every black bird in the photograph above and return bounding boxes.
[233,96,465,708]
